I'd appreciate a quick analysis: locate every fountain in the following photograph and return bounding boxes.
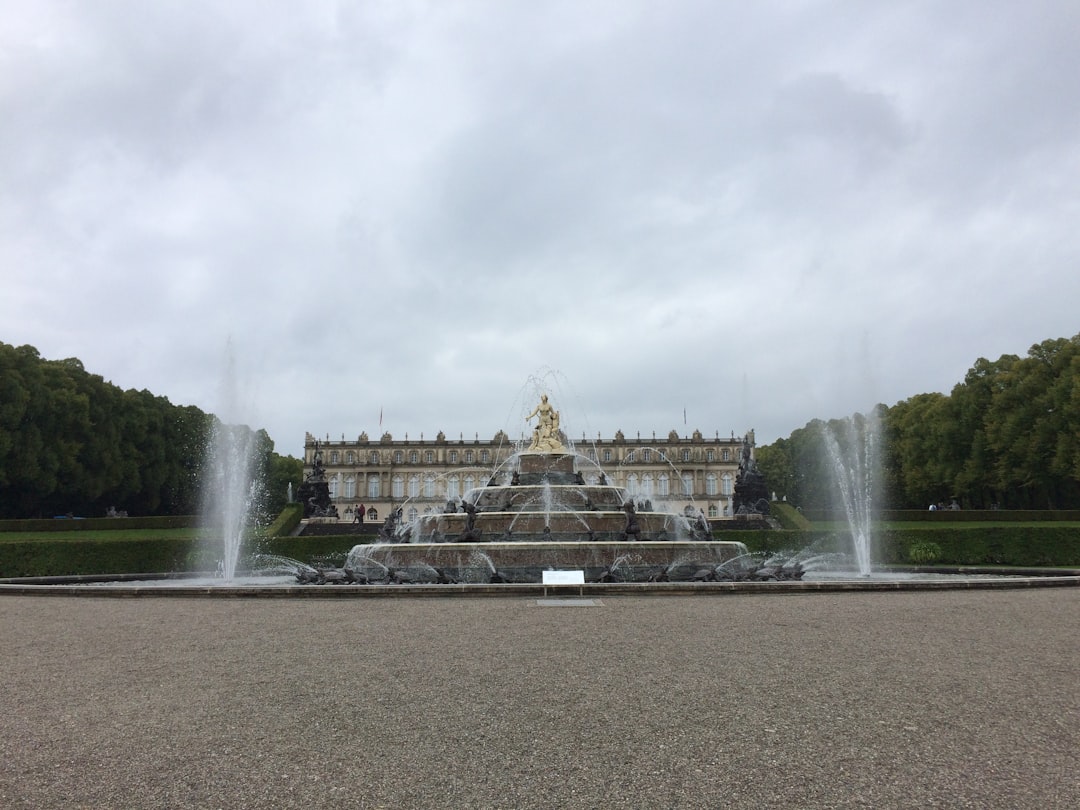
[197,345,262,581]
[325,395,789,585]
[822,410,881,577]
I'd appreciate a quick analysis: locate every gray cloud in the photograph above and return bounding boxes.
[2,0,1079,456]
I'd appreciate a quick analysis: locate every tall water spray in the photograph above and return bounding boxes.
[199,346,261,581]
[823,410,880,576]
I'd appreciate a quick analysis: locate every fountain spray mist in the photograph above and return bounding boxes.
[823,409,881,577]
[199,343,261,581]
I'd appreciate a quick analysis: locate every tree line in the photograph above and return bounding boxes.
[0,342,302,519]
[756,334,1080,511]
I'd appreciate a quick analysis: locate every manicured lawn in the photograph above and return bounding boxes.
[0,528,203,542]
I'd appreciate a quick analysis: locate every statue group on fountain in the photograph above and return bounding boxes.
[525,394,567,453]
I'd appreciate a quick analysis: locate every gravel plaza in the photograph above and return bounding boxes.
[1,589,1077,809]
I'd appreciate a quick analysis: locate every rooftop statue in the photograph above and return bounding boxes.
[524,394,567,453]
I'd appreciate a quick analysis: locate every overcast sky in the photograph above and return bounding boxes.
[3,0,1078,458]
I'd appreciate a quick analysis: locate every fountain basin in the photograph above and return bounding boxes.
[347,540,750,584]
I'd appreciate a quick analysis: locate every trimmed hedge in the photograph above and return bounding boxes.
[737,526,1080,567]
[803,509,1080,523]
[0,535,197,578]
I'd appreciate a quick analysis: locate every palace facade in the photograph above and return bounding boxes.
[302,427,756,524]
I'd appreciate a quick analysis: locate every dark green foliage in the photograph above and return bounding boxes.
[0,342,302,520]
[907,541,942,564]
[762,334,1080,510]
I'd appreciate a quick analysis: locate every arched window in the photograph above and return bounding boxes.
[344,476,356,499]
[447,476,460,499]
[367,508,378,522]
[706,473,718,496]
[368,475,380,499]
[408,474,420,498]
[641,474,654,497]
[464,474,475,493]
[328,474,340,498]
[721,473,733,496]
[658,473,670,496]
[626,473,639,495]
[681,473,693,496]
[424,474,436,498]
[708,504,718,517]
[407,507,418,521]
[392,475,404,498]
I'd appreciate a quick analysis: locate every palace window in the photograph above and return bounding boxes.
[393,450,403,464]
[706,450,714,463]
[408,474,420,498]
[407,507,418,521]
[368,475,379,499]
[330,451,339,464]
[626,450,634,462]
[447,476,460,499]
[464,474,475,493]
[642,449,651,462]
[346,451,355,464]
[708,504,718,518]
[681,449,691,462]
[425,451,434,463]
[449,450,458,464]
[721,473,733,496]
[424,474,436,498]
[480,449,490,463]
[681,473,693,496]
[392,475,404,498]
[603,449,612,463]
[706,473,718,496]
[626,473,639,495]
[370,451,380,464]
[344,476,356,499]
[658,473,670,496]
[328,474,340,498]
[465,450,474,464]
[722,449,730,462]
[409,451,418,464]
[641,474,654,497]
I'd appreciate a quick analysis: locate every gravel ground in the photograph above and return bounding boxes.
[0,590,1077,809]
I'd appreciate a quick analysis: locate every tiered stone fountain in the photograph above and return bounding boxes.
[341,395,758,584]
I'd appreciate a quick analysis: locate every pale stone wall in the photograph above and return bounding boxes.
[303,428,752,524]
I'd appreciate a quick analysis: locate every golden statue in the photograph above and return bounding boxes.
[525,394,566,453]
